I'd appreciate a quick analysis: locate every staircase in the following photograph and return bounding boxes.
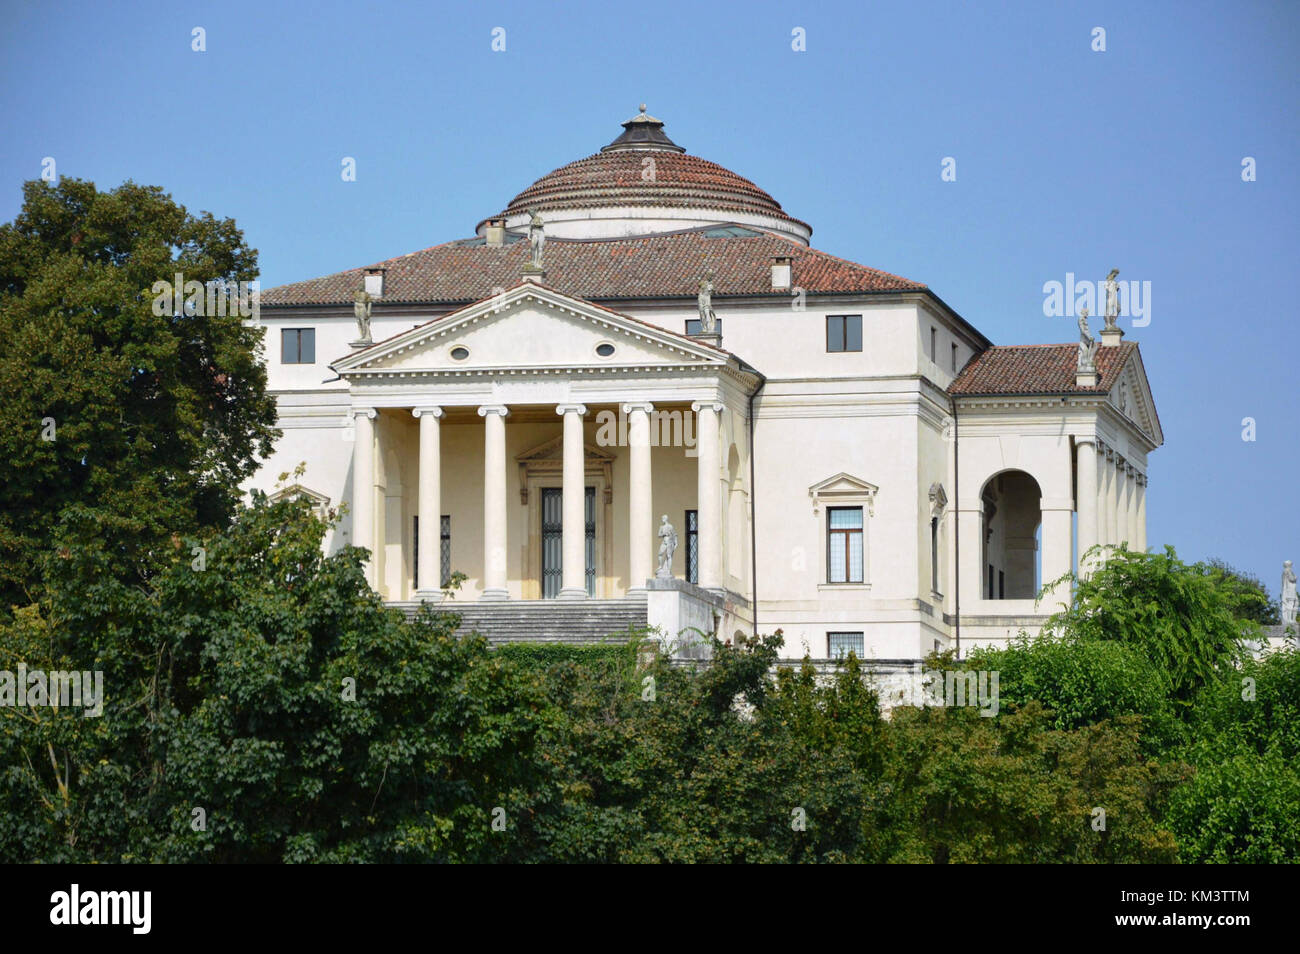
[389,595,649,645]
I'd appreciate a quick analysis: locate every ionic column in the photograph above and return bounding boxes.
[1135,475,1148,552]
[623,402,654,592]
[1075,438,1098,574]
[1115,459,1130,547]
[1121,465,1135,547]
[557,403,589,599]
[412,406,443,597]
[692,401,724,591]
[351,407,378,589]
[478,405,510,600]
[1104,448,1119,547]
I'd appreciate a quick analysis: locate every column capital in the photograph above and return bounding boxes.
[555,403,588,416]
[1075,435,1098,449]
[411,406,443,419]
[352,407,377,420]
[621,402,655,415]
[477,404,510,418]
[691,401,725,414]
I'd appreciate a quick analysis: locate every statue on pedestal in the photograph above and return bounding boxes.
[1282,560,1298,628]
[1077,307,1099,371]
[1103,268,1120,331]
[656,514,678,578]
[527,209,545,271]
[697,272,717,333]
[352,290,372,343]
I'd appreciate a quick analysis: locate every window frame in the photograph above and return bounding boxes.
[828,631,865,661]
[826,506,865,584]
[826,314,862,353]
[684,509,699,584]
[281,327,315,365]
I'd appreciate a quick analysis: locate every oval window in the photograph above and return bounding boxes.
[596,343,616,357]
[450,346,470,360]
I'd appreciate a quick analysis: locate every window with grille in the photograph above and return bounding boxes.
[413,515,452,590]
[827,507,864,583]
[685,509,698,583]
[828,632,864,660]
[440,515,451,587]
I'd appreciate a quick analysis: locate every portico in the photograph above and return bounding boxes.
[334,282,759,612]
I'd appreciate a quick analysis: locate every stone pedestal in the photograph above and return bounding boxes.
[1100,326,1125,347]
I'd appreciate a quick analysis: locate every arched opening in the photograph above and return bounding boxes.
[980,470,1041,600]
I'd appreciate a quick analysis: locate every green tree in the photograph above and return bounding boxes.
[1044,546,1252,703]
[0,491,550,862]
[0,177,278,611]
[1198,558,1279,626]
[966,636,1183,753]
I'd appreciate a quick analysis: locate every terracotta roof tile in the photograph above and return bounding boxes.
[494,150,811,233]
[949,342,1137,396]
[259,227,926,307]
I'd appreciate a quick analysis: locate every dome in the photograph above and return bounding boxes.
[477,107,812,245]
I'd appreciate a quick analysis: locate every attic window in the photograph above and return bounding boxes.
[595,343,616,357]
[450,346,470,360]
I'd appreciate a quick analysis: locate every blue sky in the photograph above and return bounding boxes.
[2,0,1297,596]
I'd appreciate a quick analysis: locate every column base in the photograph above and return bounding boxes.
[479,588,509,601]
[556,588,589,601]
[413,589,447,603]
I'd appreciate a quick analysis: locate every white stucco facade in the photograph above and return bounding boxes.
[249,110,1163,662]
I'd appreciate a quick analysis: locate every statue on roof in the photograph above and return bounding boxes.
[1077,307,1098,371]
[527,209,545,270]
[1103,268,1120,331]
[697,271,717,333]
[1282,560,1297,629]
[352,289,372,343]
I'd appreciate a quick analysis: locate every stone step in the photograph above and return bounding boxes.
[389,597,649,645]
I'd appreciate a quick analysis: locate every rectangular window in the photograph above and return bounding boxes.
[988,564,995,599]
[826,315,862,353]
[930,327,937,361]
[931,516,940,596]
[827,507,864,583]
[281,327,315,364]
[685,318,722,336]
[951,342,959,373]
[685,509,699,584]
[440,515,451,587]
[999,570,1005,600]
[413,515,452,590]
[828,632,865,660]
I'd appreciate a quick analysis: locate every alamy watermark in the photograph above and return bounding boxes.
[888,667,1000,716]
[1042,272,1150,327]
[1,664,104,717]
[594,406,698,456]
[151,273,260,322]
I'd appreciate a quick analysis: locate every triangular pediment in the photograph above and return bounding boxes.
[267,483,330,517]
[516,434,616,464]
[1108,350,1162,447]
[808,472,879,515]
[333,282,729,375]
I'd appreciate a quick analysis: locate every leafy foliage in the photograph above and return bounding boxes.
[1044,546,1252,702]
[0,177,278,611]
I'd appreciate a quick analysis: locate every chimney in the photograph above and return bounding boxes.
[485,218,506,248]
[363,267,385,298]
[771,255,792,291]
